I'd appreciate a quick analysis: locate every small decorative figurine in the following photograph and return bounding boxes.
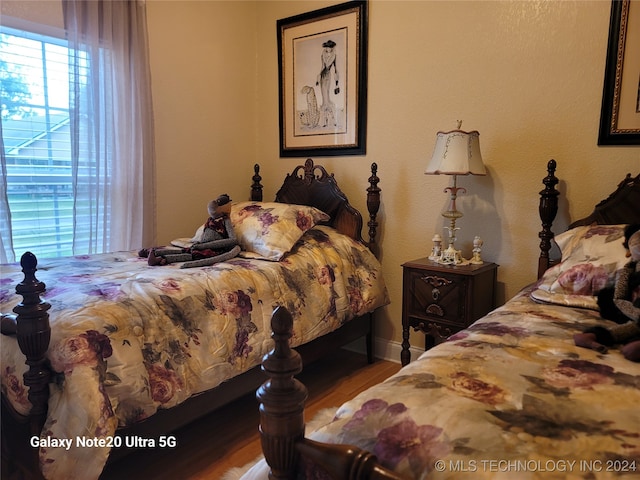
[439,225,467,265]
[429,234,442,261]
[139,194,241,268]
[470,236,484,264]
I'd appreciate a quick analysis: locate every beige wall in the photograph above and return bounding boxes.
[146,0,258,243]
[1,0,63,28]
[253,0,639,347]
[3,1,639,350]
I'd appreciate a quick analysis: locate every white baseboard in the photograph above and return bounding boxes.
[343,337,423,365]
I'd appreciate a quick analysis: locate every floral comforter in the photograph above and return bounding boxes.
[0,226,388,480]
[304,287,640,479]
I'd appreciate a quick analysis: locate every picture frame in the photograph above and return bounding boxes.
[277,0,368,157]
[598,0,640,146]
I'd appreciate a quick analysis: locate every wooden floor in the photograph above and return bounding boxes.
[100,349,400,479]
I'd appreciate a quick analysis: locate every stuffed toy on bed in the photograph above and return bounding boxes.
[139,194,241,268]
[574,224,640,361]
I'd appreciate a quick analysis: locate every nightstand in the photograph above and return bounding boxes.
[401,258,498,366]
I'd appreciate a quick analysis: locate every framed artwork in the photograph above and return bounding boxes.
[277,1,368,157]
[598,0,640,145]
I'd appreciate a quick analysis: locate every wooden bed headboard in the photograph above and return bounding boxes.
[537,159,640,278]
[252,159,382,255]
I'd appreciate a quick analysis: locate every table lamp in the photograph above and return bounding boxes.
[425,121,486,265]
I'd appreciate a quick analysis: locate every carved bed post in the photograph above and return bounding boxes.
[257,307,308,479]
[257,307,406,480]
[366,163,381,256]
[13,252,52,436]
[251,163,263,201]
[538,160,559,279]
[364,163,382,363]
[302,158,316,184]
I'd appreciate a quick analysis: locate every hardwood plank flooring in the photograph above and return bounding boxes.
[100,349,400,479]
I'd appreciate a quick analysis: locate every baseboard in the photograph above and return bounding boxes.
[343,337,423,365]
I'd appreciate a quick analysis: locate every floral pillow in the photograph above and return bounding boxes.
[230,202,330,260]
[530,224,629,309]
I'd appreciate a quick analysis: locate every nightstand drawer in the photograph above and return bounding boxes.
[406,270,467,326]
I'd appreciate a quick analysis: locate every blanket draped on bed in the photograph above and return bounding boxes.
[0,226,388,480]
[300,287,640,479]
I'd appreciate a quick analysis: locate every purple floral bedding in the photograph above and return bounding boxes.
[0,225,388,480]
[305,287,640,479]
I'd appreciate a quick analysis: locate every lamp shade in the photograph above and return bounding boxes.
[425,129,486,176]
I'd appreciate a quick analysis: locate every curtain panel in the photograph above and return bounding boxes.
[0,0,155,262]
[0,122,14,263]
[63,0,156,254]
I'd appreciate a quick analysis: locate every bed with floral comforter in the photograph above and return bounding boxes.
[307,286,639,479]
[0,224,388,480]
[241,283,639,480]
[242,221,640,480]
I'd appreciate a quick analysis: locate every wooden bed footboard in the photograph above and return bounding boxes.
[258,307,404,480]
[1,252,51,480]
[1,252,51,433]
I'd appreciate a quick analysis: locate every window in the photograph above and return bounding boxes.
[1,26,96,259]
[2,5,156,263]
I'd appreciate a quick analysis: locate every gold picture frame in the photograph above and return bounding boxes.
[598,0,640,145]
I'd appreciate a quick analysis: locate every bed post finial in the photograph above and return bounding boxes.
[257,306,308,479]
[538,160,559,279]
[367,163,381,255]
[13,251,52,435]
[303,158,316,185]
[251,164,263,202]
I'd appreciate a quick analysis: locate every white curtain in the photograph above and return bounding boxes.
[0,120,14,263]
[63,0,156,254]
